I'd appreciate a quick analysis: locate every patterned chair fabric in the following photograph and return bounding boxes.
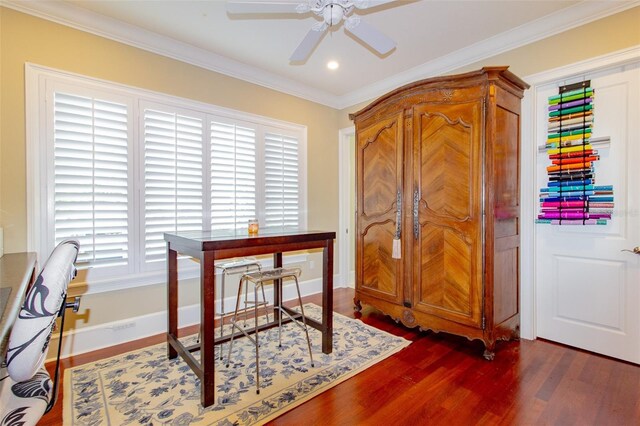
[0,240,79,425]
[0,368,52,426]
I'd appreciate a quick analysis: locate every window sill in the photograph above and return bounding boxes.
[68,253,309,296]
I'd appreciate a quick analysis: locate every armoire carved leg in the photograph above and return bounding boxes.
[483,341,496,361]
[354,297,362,312]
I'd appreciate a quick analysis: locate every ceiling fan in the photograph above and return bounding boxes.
[226,0,399,62]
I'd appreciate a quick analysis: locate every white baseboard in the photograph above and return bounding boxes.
[48,274,343,361]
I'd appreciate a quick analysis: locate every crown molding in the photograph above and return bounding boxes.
[1,0,341,108]
[3,0,639,110]
[335,0,640,109]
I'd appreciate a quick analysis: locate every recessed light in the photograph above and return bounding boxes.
[327,61,339,70]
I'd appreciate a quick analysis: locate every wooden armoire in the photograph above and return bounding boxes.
[351,67,529,359]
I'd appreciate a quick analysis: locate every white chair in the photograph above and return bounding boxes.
[226,267,314,394]
[0,240,80,425]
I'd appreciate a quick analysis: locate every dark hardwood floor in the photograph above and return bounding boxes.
[42,288,639,425]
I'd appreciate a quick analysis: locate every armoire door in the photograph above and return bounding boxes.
[411,99,484,327]
[356,112,404,304]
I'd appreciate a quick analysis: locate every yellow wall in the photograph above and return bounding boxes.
[339,6,640,127]
[0,8,339,330]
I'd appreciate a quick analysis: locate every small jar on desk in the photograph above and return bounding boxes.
[248,219,259,235]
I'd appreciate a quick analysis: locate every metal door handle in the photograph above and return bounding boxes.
[413,189,419,239]
[621,247,640,255]
[395,190,402,238]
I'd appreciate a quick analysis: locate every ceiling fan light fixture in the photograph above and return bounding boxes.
[323,3,346,26]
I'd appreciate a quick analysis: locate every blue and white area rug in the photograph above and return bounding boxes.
[64,304,410,425]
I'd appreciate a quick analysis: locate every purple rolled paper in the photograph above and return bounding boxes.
[538,211,611,219]
[548,97,593,111]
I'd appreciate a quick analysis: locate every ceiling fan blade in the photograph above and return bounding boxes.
[289,26,328,62]
[352,0,396,10]
[226,1,306,14]
[345,17,395,55]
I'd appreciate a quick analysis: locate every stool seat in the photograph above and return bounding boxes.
[241,267,301,283]
[216,257,261,272]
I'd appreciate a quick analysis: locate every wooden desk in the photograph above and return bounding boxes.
[0,252,37,361]
[164,229,335,407]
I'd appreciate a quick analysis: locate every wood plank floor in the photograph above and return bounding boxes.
[42,288,640,425]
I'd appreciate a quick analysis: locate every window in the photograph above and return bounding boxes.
[142,106,205,263]
[28,65,307,287]
[264,132,300,228]
[53,92,130,267]
[210,121,256,230]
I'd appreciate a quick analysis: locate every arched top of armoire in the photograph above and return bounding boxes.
[349,66,530,123]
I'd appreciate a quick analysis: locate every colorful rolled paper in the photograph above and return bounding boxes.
[536,81,614,226]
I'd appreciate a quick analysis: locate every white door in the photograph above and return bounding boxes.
[536,62,640,364]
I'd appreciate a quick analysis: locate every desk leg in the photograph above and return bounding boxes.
[167,246,178,359]
[273,252,283,322]
[322,239,334,354]
[201,250,216,407]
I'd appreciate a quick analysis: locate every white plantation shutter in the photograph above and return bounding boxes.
[210,121,256,230]
[144,108,204,262]
[264,132,300,228]
[33,68,306,287]
[53,92,130,267]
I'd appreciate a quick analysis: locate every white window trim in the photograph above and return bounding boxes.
[26,63,308,294]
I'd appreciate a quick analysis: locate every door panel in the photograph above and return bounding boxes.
[356,113,404,303]
[421,224,473,318]
[362,222,398,296]
[493,103,521,327]
[421,114,473,220]
[412,100,483,327]
[494,247,519,324]
[536,63,640,363]
[553,256,624,330]
[362,123,398,218]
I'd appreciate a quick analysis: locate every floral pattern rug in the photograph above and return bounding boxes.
[63,304,411,425]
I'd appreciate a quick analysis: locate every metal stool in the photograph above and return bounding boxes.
[196,258,264,359]
[226,267,314,394]
[215,258,265,331]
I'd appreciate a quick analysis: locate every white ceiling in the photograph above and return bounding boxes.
[4,0,638,108]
